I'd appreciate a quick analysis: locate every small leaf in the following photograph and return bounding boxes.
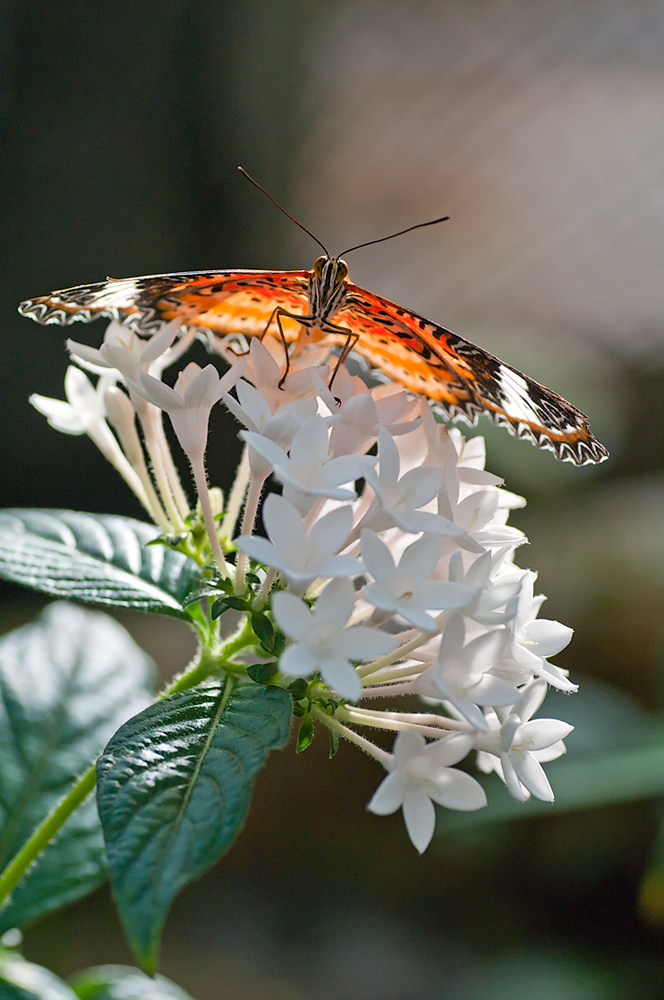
[245,663,278,685]
[70,965,194,1000]
[96,677,292,972]
[0,603,156,933]
[145,534,188,549]
[251,612,275,652]
[221,596,250,612]
[181,585,217,608]
[296,715,314,753]
[0,510,201,619]
[288,679,308,702]
[329,729,340,759]
[0,950,78,999]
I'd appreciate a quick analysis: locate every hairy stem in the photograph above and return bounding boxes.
[0,765,96,910]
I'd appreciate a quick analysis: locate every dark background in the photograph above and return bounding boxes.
[1,2,662,998]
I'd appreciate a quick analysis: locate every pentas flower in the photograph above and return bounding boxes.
[31,365,117,439]
[29,366,152,512]
[235,494,361,596]
[272,579,397,701]
[239,338,324,413]
[31,316,582,853]
[438,457,526,551]
[447,550,522,626]
[223,380,320,482]
[138,361,244,575]
[367,730,487,853]
[414,614,518,730]
[474,679,574,802]
[361,531,479,631]
[495,570,577,692]
[138,362,241,464]
[242,414,376,511]
[359,428,472,542]
[67,319,190,401]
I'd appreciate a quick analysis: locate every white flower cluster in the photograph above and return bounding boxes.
[30,322,576,854]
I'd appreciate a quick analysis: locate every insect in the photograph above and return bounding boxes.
[19,171,608,466]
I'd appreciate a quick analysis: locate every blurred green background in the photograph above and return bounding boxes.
[1,1,662,998]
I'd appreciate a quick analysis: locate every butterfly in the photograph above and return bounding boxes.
[18,184,608,466]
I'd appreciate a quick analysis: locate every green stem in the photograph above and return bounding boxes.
[0,764,96,909]
[0,659,212,909]
[0,610,264,907]
[220,613,259,660]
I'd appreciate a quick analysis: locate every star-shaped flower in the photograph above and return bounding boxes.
[68,318,184,384]
[438,459,525,550]
[415,614,518,729]
[235,494,361,595]
[242,415,376,511]
[361,530,480,632]
[139,362,240,463]
[272,578,397,701]
[368,730,487,853]
[474,679,574,801]
[493,571,577,692]
[360,428,473,542]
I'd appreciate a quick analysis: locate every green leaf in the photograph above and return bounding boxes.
[70,965,194,1000]
[288,679,308,702]
[221,596,250,612]
[296,715,314,753]
[0,510,201,619]
[250,612,275,652]
[0,603,156,933]
[0,950,78,999]
[245,663,278,685]
[96,677,292,972]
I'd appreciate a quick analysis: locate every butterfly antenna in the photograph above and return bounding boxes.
[339,215,450,257]
[238,167,330,257]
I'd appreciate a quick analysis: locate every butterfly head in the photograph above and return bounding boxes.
[310,256,349,319]
[313,255,348,282]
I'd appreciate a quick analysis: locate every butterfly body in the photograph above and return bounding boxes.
[19,256,609,466]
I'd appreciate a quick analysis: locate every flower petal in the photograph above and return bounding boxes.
[403,789,436,853]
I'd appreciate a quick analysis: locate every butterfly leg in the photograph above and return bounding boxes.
[320,322,359,392]
[258,307,317,388]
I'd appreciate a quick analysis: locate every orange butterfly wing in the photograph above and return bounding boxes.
[19,267,608,465]
[18,269,311,338]
[333,284,609,466]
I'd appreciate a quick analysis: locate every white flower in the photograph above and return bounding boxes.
[475,679,573,802]
[494,571,577,692]
[235,494,361,594]
[68,318,182,383]
[29,366,127,473]
[361,530,480,631]
[272,578,397,701]
[415,614,518,729]
[223,378,319,479]
[368,730,487,853]
[30,366,152,510]
[30,365,116,438]
[438,459,526,550]
[139,362,239,463]
[448,550,522,626]
[242,338,324,411]
[326,391,382,457]
[242,415,375,510]
[322,384,419,457]
[360,428,476,544]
